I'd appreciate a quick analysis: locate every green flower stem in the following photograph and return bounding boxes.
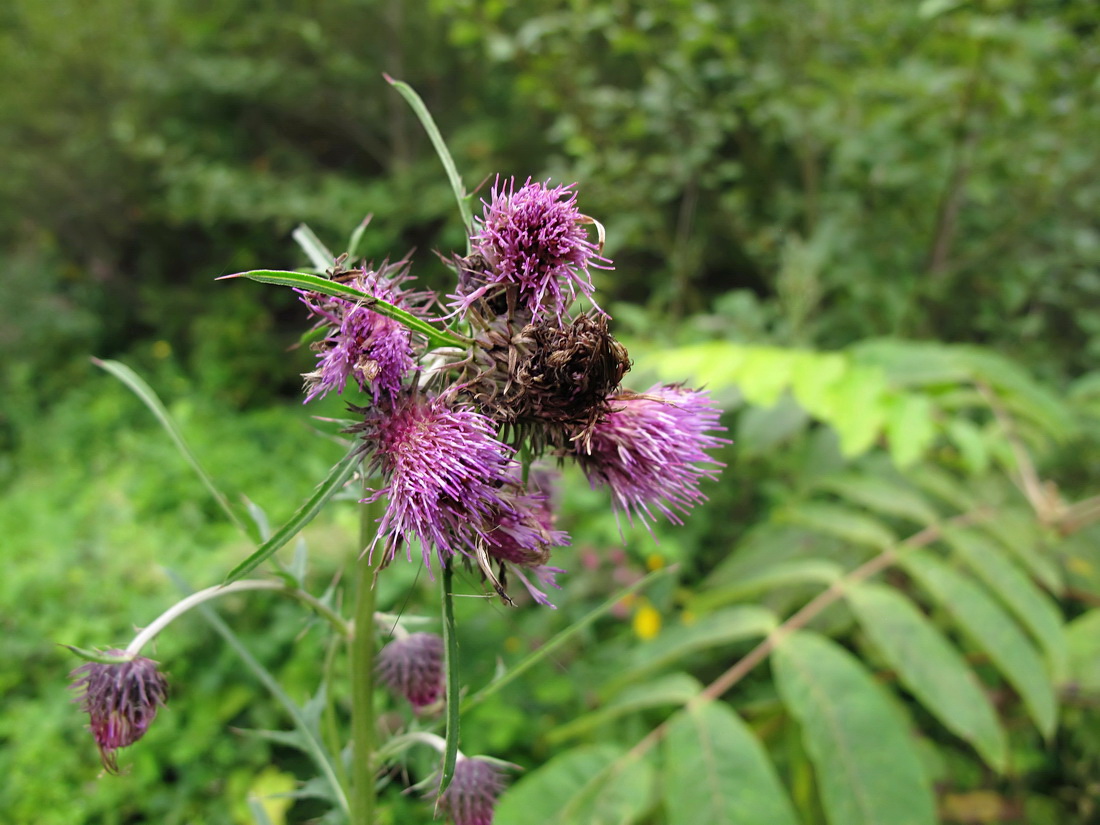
[350,496,385,825]
[439,560,461,792]
[124,579,349,657]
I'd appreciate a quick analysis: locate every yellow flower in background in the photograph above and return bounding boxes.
[632,601,662,641]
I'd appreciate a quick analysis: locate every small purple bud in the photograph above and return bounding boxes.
[70,651,169,773]
[439,756,508,825]
[377,632,445,711]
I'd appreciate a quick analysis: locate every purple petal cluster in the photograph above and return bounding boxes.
[364,394,522,569]
[302,262,434,403]
[576,384,728,526]
[456,177,610,319]
[70,652,168,773]
[377,632,445,711]
[439,757,508,825]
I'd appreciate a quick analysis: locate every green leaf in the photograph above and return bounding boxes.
[789,350,848,418]
[548,673,702,744]
[291,222,335,272]
[845,582,1008,771]
[496,745,653,825]
[826,364,890,457]
[603,606,777,694]
[773,631,937,825]
[1065,609,1100,692]
[224,447,359,583]
[219,269,465,349]
[977,511,1062,594]
[780,502,897,551]
[736,393,809,455]
[946,419,989,475]
[885,392,937,468]
[92,358,250,536]
[944,528,1067,681]
[815,473,939,525]
[693,559,842,612]
[663,702,800,825]
[902,553,1058,736]
[735,347,798,407]
[384,75,474,239]
[463,566,677,713]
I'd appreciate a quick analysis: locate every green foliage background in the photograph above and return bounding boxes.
[2,1,1100,823]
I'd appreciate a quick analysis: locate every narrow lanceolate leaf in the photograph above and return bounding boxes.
[845,582,1007,771]
[944,528,1068,681]
[773,631,937,825]
[92,358,250,536]
[224,447,360,583]
[219,269,466,349]
[292,222,336,272]
[495,745,653,825]
[384,74,474,239]
[903,552,1057,736]
[663,703,799,825]
[781,502,897,551]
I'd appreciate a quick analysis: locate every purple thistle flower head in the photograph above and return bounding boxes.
[439,756,508,825]
[301,261,435,404]
[576,384,728,527]
[70,652,169,774]
[363,393,520,570]
[455,177,610,320]
[481,486,570,608]
[377,632,445,712]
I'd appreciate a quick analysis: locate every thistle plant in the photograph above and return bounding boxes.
[66,79,726,825]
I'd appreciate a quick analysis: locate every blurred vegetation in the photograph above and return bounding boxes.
[2,0,1100,823]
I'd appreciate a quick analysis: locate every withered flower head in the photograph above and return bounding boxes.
[465,313,631,451]
[377,632,445,712]
[70,652,169,773]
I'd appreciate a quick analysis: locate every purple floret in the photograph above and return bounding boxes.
[454,177,610,320]
[301,262,435,403]
[576,385,728,527]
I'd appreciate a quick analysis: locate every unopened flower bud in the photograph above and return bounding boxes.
[377,632,445,711]
[70,651,169,773]
[439,756,508,825]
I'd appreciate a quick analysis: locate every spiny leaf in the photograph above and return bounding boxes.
[663,702,800,825]
[773,631,937,825]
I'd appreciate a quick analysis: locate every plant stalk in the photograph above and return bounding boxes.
[351,495,384,825]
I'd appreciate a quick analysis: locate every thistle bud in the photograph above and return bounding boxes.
[377,632,445,711]
[70,651,169,773]
[439,756,508,825]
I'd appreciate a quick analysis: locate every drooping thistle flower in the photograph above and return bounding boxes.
[377,632,445,712]
[576,384,728,527]
[70,652,169,773]
[438,756,508,825]
[453,177,610,320]
[301,260,436,403]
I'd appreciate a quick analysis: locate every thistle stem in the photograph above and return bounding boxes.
[350,496,384,825]
[124,579,349,657]
[439,560,461,791]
